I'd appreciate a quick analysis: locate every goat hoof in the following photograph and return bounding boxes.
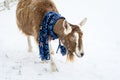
[52,68,59,72]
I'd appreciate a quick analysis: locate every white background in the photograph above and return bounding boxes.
[0,0,120,80]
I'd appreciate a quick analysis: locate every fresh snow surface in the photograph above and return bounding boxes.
[0,0,120,80]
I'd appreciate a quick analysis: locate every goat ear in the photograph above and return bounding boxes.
[79,17,87,26]
[63,20,72,35]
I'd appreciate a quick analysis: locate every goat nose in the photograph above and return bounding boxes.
[81,53,84,57]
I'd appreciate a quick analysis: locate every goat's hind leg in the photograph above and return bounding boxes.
[27,36,32,52]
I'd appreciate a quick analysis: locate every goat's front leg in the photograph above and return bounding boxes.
[49,40,58,72]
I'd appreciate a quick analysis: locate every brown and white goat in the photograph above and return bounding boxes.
[16,0,87,71]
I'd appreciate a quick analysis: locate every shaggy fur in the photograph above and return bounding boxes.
[16,0,58,42]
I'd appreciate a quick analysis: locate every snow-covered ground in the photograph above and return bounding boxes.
[0,0,120,80]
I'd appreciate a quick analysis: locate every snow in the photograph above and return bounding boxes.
[0,0,120,80]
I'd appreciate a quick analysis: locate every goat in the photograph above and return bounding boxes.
[16,0,87,71]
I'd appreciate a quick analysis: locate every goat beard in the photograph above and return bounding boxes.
[67,51,74,62]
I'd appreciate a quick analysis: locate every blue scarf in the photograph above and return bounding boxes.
[38,11,66,60]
